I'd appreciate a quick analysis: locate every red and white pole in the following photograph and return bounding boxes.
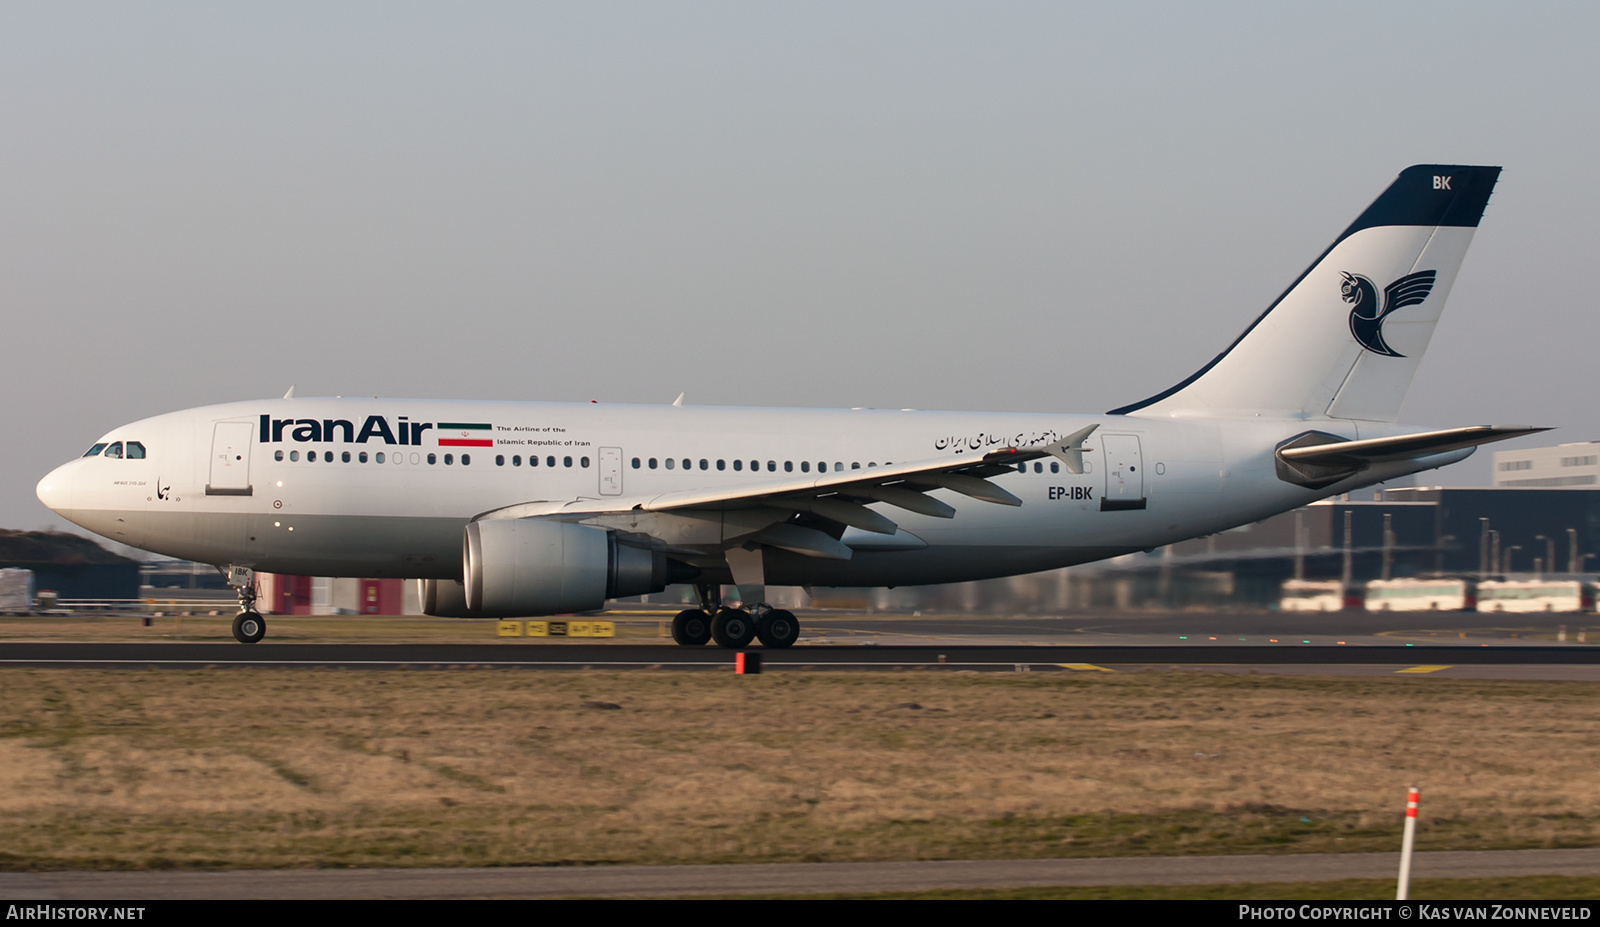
[1397,786,1419,900]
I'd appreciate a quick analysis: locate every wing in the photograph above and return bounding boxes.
[1383,270,1437,313]
[472,425,1100,561]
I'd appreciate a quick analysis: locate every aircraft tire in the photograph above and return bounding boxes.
[756,609,799,649]
[710,607,756,649]
[232,611,266,644]
[671,608,712,646]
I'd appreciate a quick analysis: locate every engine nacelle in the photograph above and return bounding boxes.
[416,577,472,618]
[460,518,677,618]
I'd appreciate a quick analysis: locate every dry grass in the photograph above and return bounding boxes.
[1,669,1598,870]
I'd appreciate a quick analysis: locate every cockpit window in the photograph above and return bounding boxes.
[104,442,123,459]
[83,443,108,458]
[126,442,146,459]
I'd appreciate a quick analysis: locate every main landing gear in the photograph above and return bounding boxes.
[671,583,799,649]
[226,565,266,644]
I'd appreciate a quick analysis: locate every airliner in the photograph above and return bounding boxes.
[36,164,1541,647]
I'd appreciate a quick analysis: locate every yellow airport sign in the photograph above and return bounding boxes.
[520,620,615,638]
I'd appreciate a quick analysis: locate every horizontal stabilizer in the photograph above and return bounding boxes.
[1279,425,1549,464]
[1275,425,1549,489]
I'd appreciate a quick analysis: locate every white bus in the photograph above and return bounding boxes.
[1279,580,1344,612]
[1475,580,1591,613]
[1364,578,1472,612]
[0,568,34,615]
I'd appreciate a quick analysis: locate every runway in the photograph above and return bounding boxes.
[6,608,1599,678]
[4,848,1599,899]
[3,641,1600,680]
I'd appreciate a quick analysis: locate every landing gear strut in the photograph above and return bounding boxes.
[225,565,266,644]
[671,582,801,649]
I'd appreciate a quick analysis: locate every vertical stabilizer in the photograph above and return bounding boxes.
[1112,165,1500,422]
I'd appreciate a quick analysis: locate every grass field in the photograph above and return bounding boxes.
[2,667,1598,875]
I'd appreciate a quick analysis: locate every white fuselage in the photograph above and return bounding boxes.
[35,398,1460,588]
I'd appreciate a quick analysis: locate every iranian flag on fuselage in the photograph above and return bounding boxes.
[437,422,494,447]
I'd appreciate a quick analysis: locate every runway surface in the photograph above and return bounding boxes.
[6,609,1599,678]
[4,641,1600,680]
[4,848,1599,899]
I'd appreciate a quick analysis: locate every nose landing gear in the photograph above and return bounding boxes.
[232,610,265,644]
[225,564,266,644]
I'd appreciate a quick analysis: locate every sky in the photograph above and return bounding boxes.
[3,2,1598,533]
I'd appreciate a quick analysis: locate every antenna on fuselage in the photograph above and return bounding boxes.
[283,385,296,399]
[672,392,685,407]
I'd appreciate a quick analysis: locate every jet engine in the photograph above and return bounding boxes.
[429,518,686,618]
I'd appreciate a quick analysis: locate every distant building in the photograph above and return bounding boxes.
[1493,441,1600,488]
[257,574,421,616]
[0,530,140,599]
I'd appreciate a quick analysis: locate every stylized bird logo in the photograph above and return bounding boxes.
[1340,270,1437,357]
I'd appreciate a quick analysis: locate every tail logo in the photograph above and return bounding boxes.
[1340,270,1437,357]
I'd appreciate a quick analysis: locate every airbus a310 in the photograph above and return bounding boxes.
[37,164,1538,646]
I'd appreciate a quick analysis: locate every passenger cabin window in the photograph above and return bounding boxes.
[83,443,108,457]
[275,450,284,461]
[290,450,300,462]
[104,442,123,459]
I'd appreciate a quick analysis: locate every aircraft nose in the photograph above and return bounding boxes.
[36,462,74,514]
